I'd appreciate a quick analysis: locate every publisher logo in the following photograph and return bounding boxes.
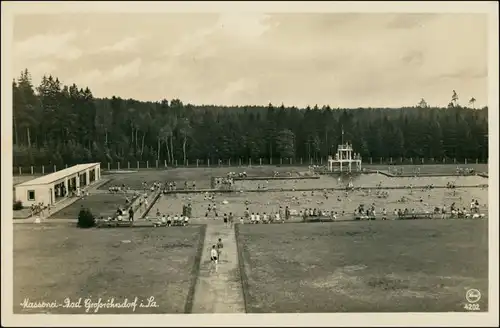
[465,289,481,303]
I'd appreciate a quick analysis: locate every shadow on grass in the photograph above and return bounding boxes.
[234,223,250,313]
[184,224,207,314]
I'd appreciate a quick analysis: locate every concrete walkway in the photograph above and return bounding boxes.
[134,190,161,219]
[191,222,245,313]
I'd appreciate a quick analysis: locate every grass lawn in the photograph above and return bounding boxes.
[13,224,205,314]
[236,219,488,312]
[52,194,132,220]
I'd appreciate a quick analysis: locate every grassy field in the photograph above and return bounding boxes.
[236,219,488,312]
[51,194,134,220]
[13,224,205,314]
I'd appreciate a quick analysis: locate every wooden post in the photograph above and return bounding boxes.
[54,165,57,172]
[156,160,159,168]
[42,165,45,175]
[19,167,22,175]
[207,159,210,167]
[117,162,120,170]
[320,157,323,165]
[147,161,149,168]
[137,161,139,169]
[31,166,34,175]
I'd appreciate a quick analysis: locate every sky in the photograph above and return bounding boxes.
[12,11,489,108]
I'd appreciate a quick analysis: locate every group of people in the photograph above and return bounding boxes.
[30,202,50,217]
[301,207,342,220]
[209,238,224,273]
[355,204,385,219]
[109,184,130,193]
[213,177,234,190]
[244,210,283,224]
[148,202,193,227]
[227,171,247,178]
[456,167,476,176]
[151,212,189,227]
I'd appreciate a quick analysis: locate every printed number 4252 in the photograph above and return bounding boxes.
[464,303,480,311]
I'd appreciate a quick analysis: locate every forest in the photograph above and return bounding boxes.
[12,69,489,168]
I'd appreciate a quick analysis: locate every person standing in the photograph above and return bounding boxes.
[217,238,224,263]
[128,207,134,222]
[210,245,218,273]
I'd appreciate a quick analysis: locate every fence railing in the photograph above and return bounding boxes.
[12,157,489,176]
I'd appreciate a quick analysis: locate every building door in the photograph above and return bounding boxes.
[49,188,53,205]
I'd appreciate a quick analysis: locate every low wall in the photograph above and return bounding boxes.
[232,176,320,181]
[377,171,482,178]
[157,184,488,195]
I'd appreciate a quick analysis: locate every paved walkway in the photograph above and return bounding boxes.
[191,222,245,313]
[134,190,161,220]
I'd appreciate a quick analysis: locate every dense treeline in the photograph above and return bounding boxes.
[13,69,488,167]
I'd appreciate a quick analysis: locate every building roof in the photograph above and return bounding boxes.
[16,163,100,187]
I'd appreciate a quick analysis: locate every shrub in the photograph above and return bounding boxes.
[77,207,96,228]
[13,200,23,211]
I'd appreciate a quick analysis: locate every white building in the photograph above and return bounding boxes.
[14,163,101,207]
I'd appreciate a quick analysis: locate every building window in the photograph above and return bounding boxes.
[28,190,35,201]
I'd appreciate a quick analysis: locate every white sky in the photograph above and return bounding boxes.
[12,11,488,108]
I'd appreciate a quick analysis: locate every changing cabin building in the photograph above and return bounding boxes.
[14,163,101,206]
